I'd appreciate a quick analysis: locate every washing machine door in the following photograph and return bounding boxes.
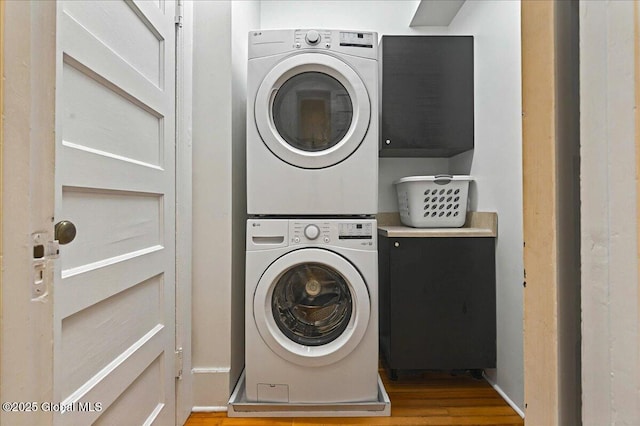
[254,248,371,367]
[255,53,371,169]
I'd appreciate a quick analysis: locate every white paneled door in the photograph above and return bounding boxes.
[54,1,177,424]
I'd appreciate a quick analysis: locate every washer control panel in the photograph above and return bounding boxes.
[290,219,375,248]
[304,224,320,240]
[338,222,373,240]
[305,30,321,45]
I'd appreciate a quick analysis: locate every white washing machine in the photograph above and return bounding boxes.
[245,218,379,403]
[247,29,378,216]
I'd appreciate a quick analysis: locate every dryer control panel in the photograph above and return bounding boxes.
[339,31,374,48]
[249,29,378,60]
[289,219,376,249]
[293,30,374,49]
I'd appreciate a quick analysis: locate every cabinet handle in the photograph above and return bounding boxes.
[394,241,400,247]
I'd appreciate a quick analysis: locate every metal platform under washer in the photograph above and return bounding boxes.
[228,370,391,418]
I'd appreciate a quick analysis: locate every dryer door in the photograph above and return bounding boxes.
[255,53,371,169]
[254,248,371,367]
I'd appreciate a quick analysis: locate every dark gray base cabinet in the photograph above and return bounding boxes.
[378,235,496,374]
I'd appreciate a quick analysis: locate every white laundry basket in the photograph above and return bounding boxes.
[394,175,473,228]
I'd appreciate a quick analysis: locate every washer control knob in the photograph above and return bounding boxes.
[294,237,300,243]
[304,224,320,240]
[305,30,321,45]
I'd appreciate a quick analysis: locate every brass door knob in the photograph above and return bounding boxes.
[55,220,77,245]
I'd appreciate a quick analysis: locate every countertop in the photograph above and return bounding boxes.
[377,211,497,238]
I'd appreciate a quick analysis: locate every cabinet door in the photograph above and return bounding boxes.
[378,236,392,363]
[380,36,474,157]
[387,237,496,369]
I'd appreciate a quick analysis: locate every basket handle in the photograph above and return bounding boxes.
[434,174,453,185]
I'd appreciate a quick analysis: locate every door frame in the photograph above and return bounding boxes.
[522,1,640,425]
[0,2,193,425]
[579,1,639,425]
[1,2,56,424]
[521,1,582,424]
[521,2,561,424]
[175,1,194,424]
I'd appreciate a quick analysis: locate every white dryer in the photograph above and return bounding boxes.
[247,29,378,216]
[245,218,378,403]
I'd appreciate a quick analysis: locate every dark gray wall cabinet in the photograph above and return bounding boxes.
[380,36,474,157]
[378,235,496,377]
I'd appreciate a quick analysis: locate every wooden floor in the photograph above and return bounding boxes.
[185,368,524,426]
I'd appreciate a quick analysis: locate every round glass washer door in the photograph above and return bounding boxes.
[255,53,371,169]
[253,248,371,367]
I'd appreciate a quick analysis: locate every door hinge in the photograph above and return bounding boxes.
[31,231,59,300]
[175,0,183,28]
[175,347,184,379]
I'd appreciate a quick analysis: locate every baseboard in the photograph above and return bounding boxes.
[483,372,525,418]
[192,367,231,408]
[191,406,228,412]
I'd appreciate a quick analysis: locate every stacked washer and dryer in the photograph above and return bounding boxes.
[236,28,388,416]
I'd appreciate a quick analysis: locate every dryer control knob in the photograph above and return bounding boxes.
[304,224,320,240]
[305,30,321,45]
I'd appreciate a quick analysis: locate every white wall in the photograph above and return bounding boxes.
[230,0,260,398]
[191,0,259,410]
[191,0,233,409]
[447,1,524,411]
[261,0,524,410]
